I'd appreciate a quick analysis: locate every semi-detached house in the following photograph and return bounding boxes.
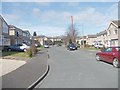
[106,20,119,47]
[86,34,97,46]
[96,30,107,46]
[0,15,10,50]
[9,25,31,45]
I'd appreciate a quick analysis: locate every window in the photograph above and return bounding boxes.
[3,21,8,33]
[107,31,110,35]
[114,29,118,35]
[104,47,112,52]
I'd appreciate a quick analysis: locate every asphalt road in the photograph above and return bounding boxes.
[36,46,118,88]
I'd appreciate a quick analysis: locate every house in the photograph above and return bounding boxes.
[9,25,31,45]
[0,15,10,50]
[96,30,107,46]
[9,25,23,45]
[33,35,48,45]
[86,34,97,46]
[76,36,86,45]
[22,30,31,44]
[105,20,119,47]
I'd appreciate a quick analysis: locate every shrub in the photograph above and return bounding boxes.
[31,44,38,55]
[26,44,38,57]
[26,48,32,57]
[84,44,90,48]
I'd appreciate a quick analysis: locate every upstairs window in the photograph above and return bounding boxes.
[114,29,118,35]
[107,30,111,36]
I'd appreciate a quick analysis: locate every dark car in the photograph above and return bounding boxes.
[7,43,30,52]
[67,43,77,50]
[96,46,120,68]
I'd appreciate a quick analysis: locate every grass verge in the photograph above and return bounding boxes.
[2,51,30,59]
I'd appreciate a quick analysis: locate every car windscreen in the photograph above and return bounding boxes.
[69,44,76,47]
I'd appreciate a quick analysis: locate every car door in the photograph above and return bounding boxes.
[99,48,107,60]
[16,44,22,51]
[102,47,113,62]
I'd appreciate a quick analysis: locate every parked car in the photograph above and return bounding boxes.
[94,43,104,49]
[67,43,77,50]
[35,43,38,47]
[44,44,49,48]
[7,43,30,52]
[96,47,120,68]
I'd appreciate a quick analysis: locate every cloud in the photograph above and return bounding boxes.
[2,0,120,2]
[35,2,51,6]
[107,3,118,19]
[28,25,66,36]
[66,2,80,7]
[3,14,20,24]
[2,2,118,37]
[32,8,41,15]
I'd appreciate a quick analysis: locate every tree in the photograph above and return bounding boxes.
[33,31,37,36]
[64,16,78,45]
[65,24,78,44]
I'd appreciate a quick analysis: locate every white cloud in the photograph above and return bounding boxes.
[3,14,20,24]
[2,2,118,36]
[107,3,118,19]
[28,25,66,36]
[2,0,119,2]
[66,2,80,7]
[32,8,41,15]
[35,2,51,6]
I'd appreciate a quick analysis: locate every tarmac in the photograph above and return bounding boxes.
[1,49,49,89]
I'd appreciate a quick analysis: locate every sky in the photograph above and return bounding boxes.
[1,2,118,37]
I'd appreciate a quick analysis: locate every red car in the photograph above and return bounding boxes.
[96,47,120,68]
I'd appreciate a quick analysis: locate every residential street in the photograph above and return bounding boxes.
[36,46,118,88]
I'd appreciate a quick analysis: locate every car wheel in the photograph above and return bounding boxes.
[96,55,100,61]
[24,49,27,52]
[8,48,11,51]
[113,58,119,68]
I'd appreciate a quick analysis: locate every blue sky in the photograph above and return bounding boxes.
[2,2,118,36]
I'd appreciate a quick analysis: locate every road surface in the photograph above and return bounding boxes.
[36,46,118,88]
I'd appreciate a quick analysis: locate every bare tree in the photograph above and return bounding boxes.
[63,16,78,45]
[65,24,78,44]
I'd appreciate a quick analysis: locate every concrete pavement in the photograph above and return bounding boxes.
[2,49,49,89]
[1,59,26,76]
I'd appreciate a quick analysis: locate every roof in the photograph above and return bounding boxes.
[87,34,97,38]
[97,30,107,36]
[0,15,9,26]
[112,20,120,27]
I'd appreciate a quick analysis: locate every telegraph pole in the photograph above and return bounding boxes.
[71,16,74,42]
[82,24,84,48]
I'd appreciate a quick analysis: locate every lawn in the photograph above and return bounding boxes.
[1,46,44,60]
[2,51,30,59]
